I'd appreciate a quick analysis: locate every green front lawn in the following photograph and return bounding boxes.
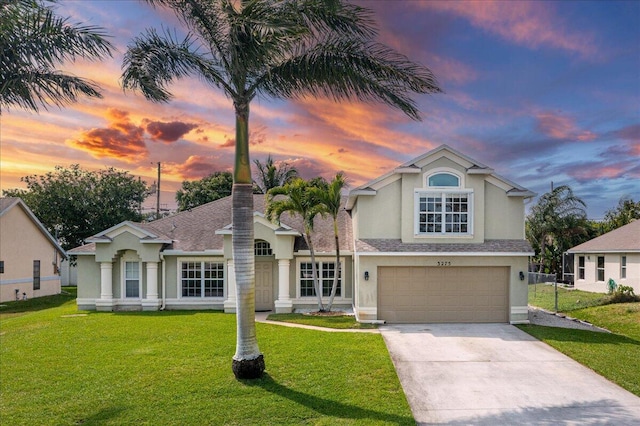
[522,284,640,397]
[0,297,412,425]
[267,313,377,329]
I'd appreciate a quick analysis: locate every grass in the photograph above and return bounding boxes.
[527,283,610,312]
[522,284,640,397]
[0,294,412,425]
[0,286,77,319]
[267,313,378,329]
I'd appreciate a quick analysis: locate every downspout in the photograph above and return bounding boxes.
[160,253,166,310]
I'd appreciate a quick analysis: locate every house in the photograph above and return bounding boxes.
[70,145,535,323]
[568,220,639,293]
[0,197,66,302]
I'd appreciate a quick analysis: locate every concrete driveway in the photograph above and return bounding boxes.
[380,323,640,425]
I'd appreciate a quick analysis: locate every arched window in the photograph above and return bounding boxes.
[428,172,459,187]
[254,240,273,256]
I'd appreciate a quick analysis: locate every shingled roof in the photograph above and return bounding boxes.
[356,239,533,254]
[69,194,353,254]
[568,220,640,253]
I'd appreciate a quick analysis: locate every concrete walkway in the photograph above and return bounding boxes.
[254,311,379,333]
[380,323,640,425]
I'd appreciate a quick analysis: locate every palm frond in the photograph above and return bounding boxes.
[256,39,441,120]
[1,69,102,112]
[121,27,231,102]
[1,0,113,112]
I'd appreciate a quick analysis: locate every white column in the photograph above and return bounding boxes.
[224,259,237,313]
[142,262,161,311]
[146,262,159,299]
[275,259,293,313]
[95,262,114,311]
[100,262,113,299]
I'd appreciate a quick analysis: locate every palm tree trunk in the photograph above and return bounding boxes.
[305,228,324,312]
[327,218,340,311]
[231,100,264,379]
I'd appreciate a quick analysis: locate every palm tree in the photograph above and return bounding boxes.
[266,178,326,311]
[526,185,587,275]
[0,0,113,113]
[121,0,441,379]
[311,172,346,311]
[253,154,298,194]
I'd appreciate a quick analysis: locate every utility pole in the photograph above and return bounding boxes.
[156,162,161,220]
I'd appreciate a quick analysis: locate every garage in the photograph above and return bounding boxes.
[378,266,509,323]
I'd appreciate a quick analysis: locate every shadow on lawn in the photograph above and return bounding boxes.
[243,373,414,425]
[518,325,640,346]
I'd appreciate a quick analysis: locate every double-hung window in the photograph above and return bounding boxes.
[578,256,585,280]
[416,171,472,236]
[299,260,341,298]
[621,255,627,279]
[596,256,605,282]
[181,261,224,298]
[124,261,140,298]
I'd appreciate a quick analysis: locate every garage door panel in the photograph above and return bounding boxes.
[378,266,509,323]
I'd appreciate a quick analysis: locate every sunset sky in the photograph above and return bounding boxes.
[1,0,638,219]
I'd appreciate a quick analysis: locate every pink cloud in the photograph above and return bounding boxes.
[536,112,596,141]
[67,108,148,161]
[143,119,198,142]
[169,155,232,180]
[421,1,597,59]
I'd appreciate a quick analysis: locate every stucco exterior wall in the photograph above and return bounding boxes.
[76,255,100,309]
[0,205,62,302]
[354,179,402,240]
[484,182,526,239]
[573,253,639,294]
[354,255,529,323]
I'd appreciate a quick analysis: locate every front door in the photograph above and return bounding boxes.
[255,262,273,311]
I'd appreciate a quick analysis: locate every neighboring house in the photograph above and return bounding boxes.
[70,145,535,324]
[568,220,639,294]
[0,197,66,302]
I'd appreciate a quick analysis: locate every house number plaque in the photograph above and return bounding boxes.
[436,261,452,266]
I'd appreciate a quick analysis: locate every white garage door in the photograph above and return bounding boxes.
[378,266,509,323]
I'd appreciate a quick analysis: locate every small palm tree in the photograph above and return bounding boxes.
[0,0,113,113]
[526,185,587,275]
[253,154,298,194]
[122,0,441,379]
[266,178,326,311]
[311,172,346,311]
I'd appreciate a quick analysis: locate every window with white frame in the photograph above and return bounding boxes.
[299,260,341,298]
[255,240,273,256]
[621,255,627,279]
[181,261,224,298]
[596,256,605,282]
[416,171,472,236]
[578,256,585,280]
[124,261,140,298]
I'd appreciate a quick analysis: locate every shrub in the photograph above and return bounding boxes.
[609,285,640,304]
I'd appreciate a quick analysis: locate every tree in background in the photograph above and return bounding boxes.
[253,155,299,194]
[603,197,640,232]
[0,0,113,113]
[176,171,234,211]
[121,0,440,379]
[2,165,147,250]
[266,178,327,311]
[311,172,346,311]
[526,185,588,276]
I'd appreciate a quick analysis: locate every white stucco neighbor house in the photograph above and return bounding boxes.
[70,145,535,324]
[568,220,639,294]
[0,197,66,302]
